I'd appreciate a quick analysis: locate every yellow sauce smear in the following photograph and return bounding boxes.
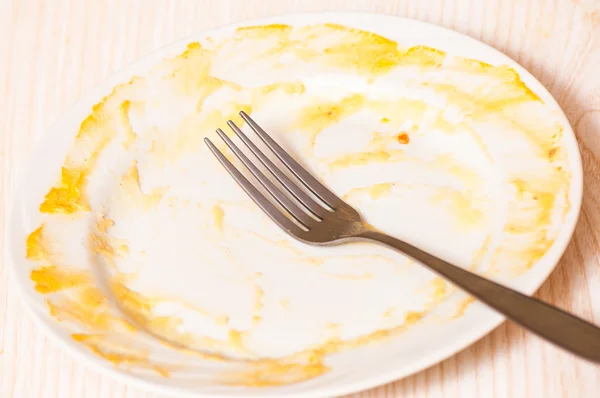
[296,94,365,148]
[429,278,448,301]
[26,225,50,261]
[31,266,90,294]
[40,99,134,214]
[342,183,393,203]
[211,204,225,232]
[400,46,446,68]
[255,81,306,96]
[47,294,136,333]
[72,334,170,377]
[453,297,476,319]
[26,249,439,386]
[317,23,402,74]
[120,100,138,148]
[118,163,166,210]
[431,188,485,231]
[39,167,89,214]
[220,309,425,387]
[330,150,404,170]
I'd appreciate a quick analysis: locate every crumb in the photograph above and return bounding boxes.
[397,133,410,144]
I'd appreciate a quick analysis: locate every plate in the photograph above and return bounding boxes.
[8,12,582,398]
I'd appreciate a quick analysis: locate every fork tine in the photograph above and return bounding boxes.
[215,128,315,228]
[227,120,325,220]
[239,111,342,209]
[204,138,307,236]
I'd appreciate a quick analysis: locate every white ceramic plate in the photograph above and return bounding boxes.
[8,12,582,398]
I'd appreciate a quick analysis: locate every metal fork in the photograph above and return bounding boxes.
[205,110,600,363]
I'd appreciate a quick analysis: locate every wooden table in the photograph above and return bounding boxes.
[2,0,600,397]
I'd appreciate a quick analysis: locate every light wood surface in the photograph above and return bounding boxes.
[2,0,600,397]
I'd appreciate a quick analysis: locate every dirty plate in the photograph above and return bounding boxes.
[8,12,582,398]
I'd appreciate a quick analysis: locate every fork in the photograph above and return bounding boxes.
[205,110,600,363]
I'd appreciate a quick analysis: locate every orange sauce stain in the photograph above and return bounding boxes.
[396,133,410,144]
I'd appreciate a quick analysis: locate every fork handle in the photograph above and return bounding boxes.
[360,230,600,363]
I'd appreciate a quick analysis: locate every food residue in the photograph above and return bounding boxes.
[396,133,410,144]
[22,21,571,387]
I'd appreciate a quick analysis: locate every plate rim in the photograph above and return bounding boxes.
[6,10,583,398]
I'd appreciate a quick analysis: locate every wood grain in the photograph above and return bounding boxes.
[1,0,600,397]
